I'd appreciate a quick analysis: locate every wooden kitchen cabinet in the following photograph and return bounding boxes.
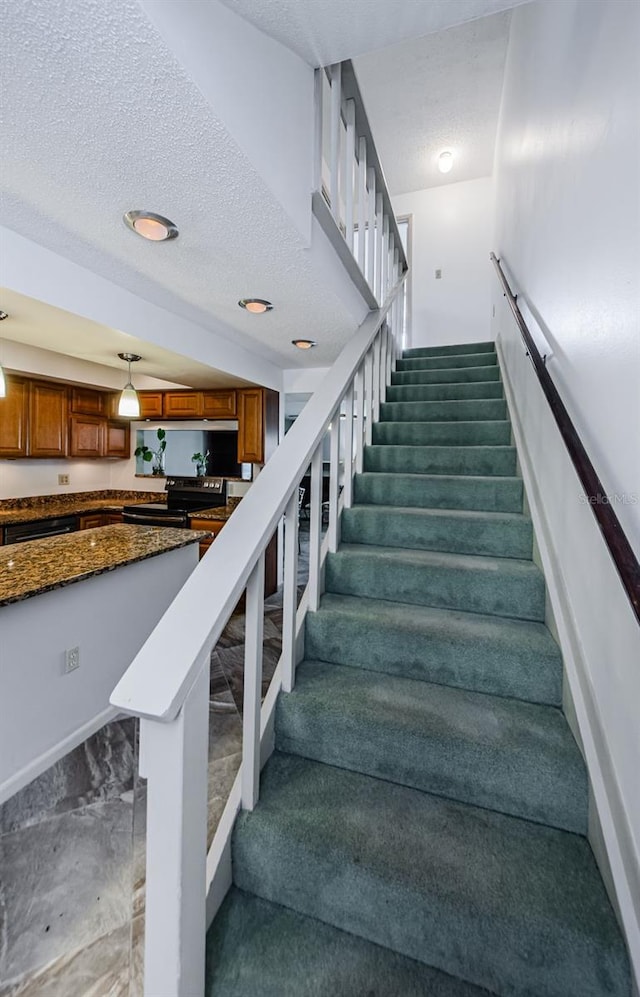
[70,387,105,416]
[104,421,130,458]
[202,390,237,419]
[29,381,68,457]
[104,512,124,525]
[190,517,225,559]
[78,513,105,530]
[138,392,164,419]
[69,413,104,458]
[163,391,204,418]
[237,388,279,464]
[0,375,29,458]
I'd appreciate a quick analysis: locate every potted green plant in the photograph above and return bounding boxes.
[191,450,210,477]
[135,427,167,476]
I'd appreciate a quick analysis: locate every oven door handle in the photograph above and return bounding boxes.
[124,512,187,526]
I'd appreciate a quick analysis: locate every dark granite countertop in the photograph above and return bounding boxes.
[0,490,165,527]
[187,498,242,523]
[0,524,209,606]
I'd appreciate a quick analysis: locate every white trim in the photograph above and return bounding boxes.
[0,705,117,805]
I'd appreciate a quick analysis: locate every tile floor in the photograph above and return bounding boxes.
[0,523,312,996]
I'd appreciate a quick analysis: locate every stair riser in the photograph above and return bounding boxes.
[381,399,507,423]
[397,353,497,371]
[341,507,532,558]
[386,382,504,402]
[403,342,495,359]
[392,366,500,385]
[372,421,511,447]
[364,445,517,477]
[354,474,523,513]
[325,551,546,621]
[305,609,562,705]
[276,664,587,834]
[234,756,629,997]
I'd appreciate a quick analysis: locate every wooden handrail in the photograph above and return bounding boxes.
[490,252,640,626]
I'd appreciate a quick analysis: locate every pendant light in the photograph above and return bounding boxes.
[117,353,142,417]
[0,310,8,399]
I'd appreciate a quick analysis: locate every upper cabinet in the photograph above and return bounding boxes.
[237,388,264,463]
[202,389,237,419]
[0,376,29,458]
[0,375,130,460]
[163,391,203,419]
[138,392,164,419]
[28,381,69,457]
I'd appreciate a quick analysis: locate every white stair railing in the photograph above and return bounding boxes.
[313,60,408,311]
[111,276,406,996]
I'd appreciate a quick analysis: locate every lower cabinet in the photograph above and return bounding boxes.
[190,518,225,559]
[77,511,124,530]
[190,517,277,597]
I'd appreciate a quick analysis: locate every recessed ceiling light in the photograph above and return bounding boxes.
[438,151,454,174]
[292,339,317,350]
[238,298,273,314]
[123,211,179,242]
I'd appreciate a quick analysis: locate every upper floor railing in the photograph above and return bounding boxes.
[312,60,408,308]
[491,252,640,626]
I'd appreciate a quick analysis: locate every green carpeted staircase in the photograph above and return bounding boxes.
[206,341,631,996]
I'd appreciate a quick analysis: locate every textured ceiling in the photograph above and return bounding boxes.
[218,0,526,66]
[0,289,252,389]
[355,11,512,195]
[0,0,359,373]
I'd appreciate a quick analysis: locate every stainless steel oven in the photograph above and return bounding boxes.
[122,476,227,528]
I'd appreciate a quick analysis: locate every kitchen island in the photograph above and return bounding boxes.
[0,525,209,804]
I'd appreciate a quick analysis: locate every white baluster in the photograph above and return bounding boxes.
[386,322,393,387]
[140,657,209,997]
[357,137,367,271]
[343,381,355,508]
[242,552,265,811]
[364,348,374,447]
[328,410,341,553]
[387,234,395,295]
[380,325,388,404]
[329,64,341,221]
[355,364,365,474]
[281,490,299,694]
[372,333,381,423]
[313,68,324,192]
[375,194,383,302]
[367,168,376,290]
[308,445,324,611]
[344,99,355,252]
[381,216,390,300]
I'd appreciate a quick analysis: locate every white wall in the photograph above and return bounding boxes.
[139,0,314,245]
[493,0,640,976]
[493,0,640,556]
[0,544,198,802]
[393,177,494,349]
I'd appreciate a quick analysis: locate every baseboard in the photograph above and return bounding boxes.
[0,705,118,806]
[497,338,640,985]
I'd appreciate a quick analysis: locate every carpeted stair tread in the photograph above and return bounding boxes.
[233,754,630,997]
[386,380,504,401]
[341,504,532,558]
[276,660,587,833]
[403,341,495,358]
[380,397,508,422]
[372,419,512,446]
[364,443,517,477]
[396,352,497,371]
[392,365,501,385]
[306,592,562,704]
[325,543,545,621]
[354,470,522,513]
[206,889,495,997]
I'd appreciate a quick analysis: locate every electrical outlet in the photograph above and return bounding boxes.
[65,646,80,673]
[435,268,442,280]
[58,474,70,486]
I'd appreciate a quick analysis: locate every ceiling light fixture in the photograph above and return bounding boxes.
[117,353,142,417]
[123,211,179,242]
[0,310,8,399]
[238,299,273,314]
[292,339,317,350]
[438,151,454,174]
